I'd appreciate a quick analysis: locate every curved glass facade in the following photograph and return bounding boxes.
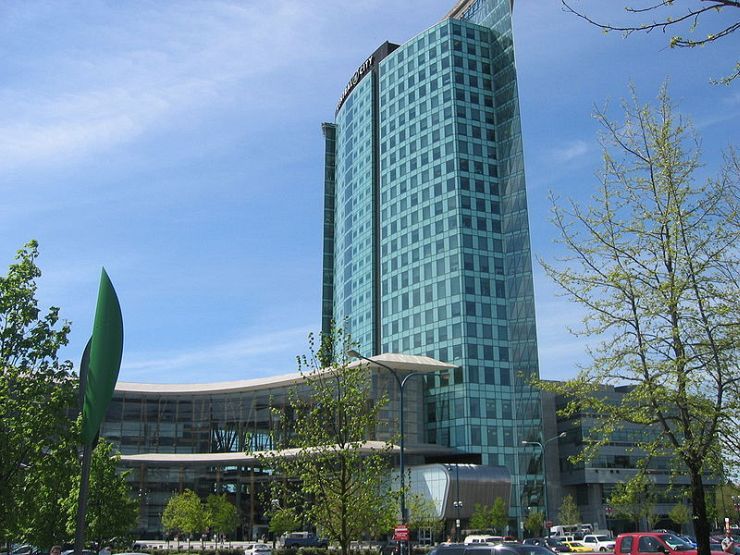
[104,385,293,539]
[331,73,376,349]
[323,0,543,529]
[103,362,434,539]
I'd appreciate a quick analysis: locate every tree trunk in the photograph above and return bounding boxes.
[690,466,711,555]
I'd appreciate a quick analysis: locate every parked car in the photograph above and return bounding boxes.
[614,532,726,555]
[1,545,39,555]
[380,541,402,555]
[244,543,272,555]
[466,536,505,545]
[560,542,591,553]
[582,535,615,552]
[433,545,554,555]
[544,539,574,553]
[282,532,329,548]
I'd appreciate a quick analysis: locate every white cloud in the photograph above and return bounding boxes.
[120,325,313,382]
[533,266,595,380]
[0,90,160,169]
[0,1,332,172]
[548,139,591,164]
[723,91,740,107]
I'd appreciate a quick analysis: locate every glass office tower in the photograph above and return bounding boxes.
[322,0,542,529]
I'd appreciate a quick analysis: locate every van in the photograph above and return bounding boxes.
[464,536,503,545]
[550,526,579,538]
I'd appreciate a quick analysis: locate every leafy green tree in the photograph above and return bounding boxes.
[261,328,396,555]
[560,1,739,83]
[162,490,205,545]
[609,474,657,530]
[539,85,738,555]
[62,439,138,549]
[0,241,77,547]
[22,441,79,548]
[205,494,239,541]
[524,510,544,538]
[557,495,581,526]
[491,498,508,534]
[470,499,509,533]
[669,503,692,534]
[407,494,443,540]
[713,482,740,527]
[268,506,300,542]
[469,503,491,531]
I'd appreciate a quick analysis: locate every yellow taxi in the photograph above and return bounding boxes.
[562,541,594,553]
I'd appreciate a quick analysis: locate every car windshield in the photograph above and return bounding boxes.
[660,535,693,551]
[595,537,610,542]
[508,547,554,555]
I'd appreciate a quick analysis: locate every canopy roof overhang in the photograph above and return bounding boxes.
[116,353,454,396]
[119,441,460,466]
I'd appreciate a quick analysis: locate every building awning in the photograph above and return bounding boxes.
[119,441,459,466]
[116,353,453,396]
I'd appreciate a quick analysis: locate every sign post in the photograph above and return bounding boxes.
[393,526,410,555]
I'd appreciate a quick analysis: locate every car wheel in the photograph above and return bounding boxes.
[600,549,607,552]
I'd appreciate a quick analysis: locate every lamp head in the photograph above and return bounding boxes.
[346,349,361,358]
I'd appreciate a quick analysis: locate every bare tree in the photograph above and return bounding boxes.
[540,84,738,555]
[562,1,740,83]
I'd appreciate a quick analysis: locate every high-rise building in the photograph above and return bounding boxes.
[322,0,543,527]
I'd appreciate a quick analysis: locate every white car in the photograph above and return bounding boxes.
[464,536,504,545]
[244,543,272,555]
[581,535,616,552]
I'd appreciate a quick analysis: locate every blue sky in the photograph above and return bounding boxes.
[1,1,737,383]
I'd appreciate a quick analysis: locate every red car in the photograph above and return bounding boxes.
[614,532,725,555]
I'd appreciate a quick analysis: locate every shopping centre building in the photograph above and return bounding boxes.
[103,0,545,540]
[321,0,542,527]
[106,355,512,539]
[101,0,696,541]
[102,0,712,538]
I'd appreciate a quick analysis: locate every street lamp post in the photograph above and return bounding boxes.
[448,462,463,542]
[347,350,421,525]
[521,432,566,536]
[453,501,463,541]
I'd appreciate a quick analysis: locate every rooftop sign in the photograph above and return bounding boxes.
[336,55,374,114]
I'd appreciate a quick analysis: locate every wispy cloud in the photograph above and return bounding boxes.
[120,325,314,382]
[548,139,591,164]
[722,90,740,107]
[0,89,173,169]
[695,106,740,130]
[534,268,594,379]
[0,1,330,172]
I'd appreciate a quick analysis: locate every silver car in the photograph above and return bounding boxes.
[244,543,272,555]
